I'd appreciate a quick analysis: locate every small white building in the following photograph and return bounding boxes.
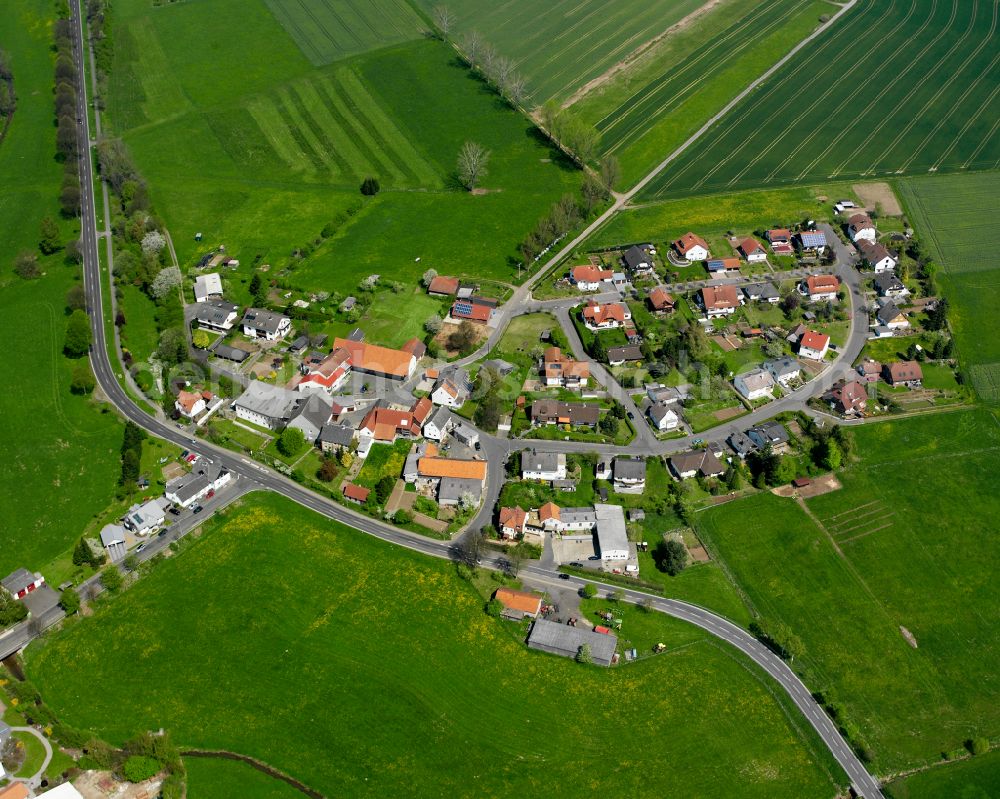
[241,308,291,341]
[194,272,223,303]
[100,523,127,563]
[123,497,168,535]
[522,450,567,482]
[648,404,679,431]
[733,368,775,401]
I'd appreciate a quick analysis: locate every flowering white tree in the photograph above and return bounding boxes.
[421,268,438,287]
[360,274,380,291]
[141,230,166,257]
[150,266,181,300]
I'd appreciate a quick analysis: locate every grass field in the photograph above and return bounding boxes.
[0,0,123,576]
[413,0,705,105]
[695,409,1000,771]
[26,493,847,799]
[262,0,425,65]
[648,0,1000,199]
[897,173,1000,401]
[578,0,837,184]
[885,750,1000,798]
[185,757,305,799]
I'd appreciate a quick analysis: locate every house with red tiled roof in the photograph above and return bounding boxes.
[175,389,206,419]
[498,506,529,539]
[672,232,710,261]
[847,213,877,243]
[569,264,613,291]
[798,330,830,360]
[581,300,630,330]
[648,287,675,314]
[802,274,840,302]
[451,299,493,323]
[542,347,589,389]
[699,284,740,318]
[738,237,767,263]
[494,587,543,618]
[828,380,867,416]
[883,361,923,387]
[342,483,370,504]
[333,337,417,381]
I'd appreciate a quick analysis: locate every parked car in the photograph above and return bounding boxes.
[192,504,204,514]
[136,544,146,553]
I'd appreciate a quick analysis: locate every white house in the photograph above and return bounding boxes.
[422,406,454,441]
[569,265,613,291]
[764,356,801,388]
[193,300,239,333]
[123,497,168,535]
[100,523,127,563]
[233,381,299,429]
[858,240,897,273]
[521,450,567,482]
[733,368,775,401]
[175,389,207,419]
[738,237,767,263]
[874,272,909,298]
[595,504,630,561]
[194,272,223,303]
[847,213,877,243]
[798,330,830,360]
[431,377,467,407]
[165,463,232,508]
[672,232,710,262]
[241,308,291,340]
[648,404,679,431]
[612,458,646,494]
[802,275,840,302]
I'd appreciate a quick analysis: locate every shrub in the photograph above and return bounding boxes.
[13,250,40,279]
[485,598,502,617]
[968,737,991,756]
[122,754,162,783]
[580,583,597,599]
[100,566,124,593]
[70,362,96,395]
[360,176,380,196]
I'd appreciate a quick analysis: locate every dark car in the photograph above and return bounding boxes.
[558,573,570,580]
[158,529,167,538]
[192,504,204,514]
[169,507,180,516]
[569,561,584,568]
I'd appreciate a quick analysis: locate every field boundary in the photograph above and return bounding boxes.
[182,749,325,798]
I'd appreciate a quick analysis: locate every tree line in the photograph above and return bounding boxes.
[0,48,16,134]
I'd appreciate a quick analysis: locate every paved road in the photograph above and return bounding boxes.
[63,2,883,796]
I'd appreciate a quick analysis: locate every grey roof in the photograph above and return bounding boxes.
[194,300,238,327]
[647,385,688,404]
[764,356,800,379]
[728,430,757,457]
[438,477,483,504]
[347,327,365,342]
[481,358,515,376]
[2,568,36,592]
[559,507,597,526]
[527,618,618,667]
[607,345,643,362]
[743,282,779,300]
[124,497,167,530]
[234,381,299,423]
[876,300,904,324]
[874,272,905,294]
[288,393,333,442]
[341,297,356,311]
[319,423,354,447]
[798,229,827,247]
[622,244,652,269]
[211,343,249,362]
[426,405,452,431]
[551,479,577,490]
[614,457,646,481]
[628,509,645,521]
[289,335,309,352]
[100,523,126,546]
[670,449,725,477]
[452,422,479,443]
[242,307,289,335]
[648,405,677,424]
[747,421,790,447]
[735,368,775,393]
[166,471,211,505]
[594,503,629,555]
[523,450,564,474]
[530,400,601,425]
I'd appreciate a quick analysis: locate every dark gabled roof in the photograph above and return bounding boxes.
[670,449,725,477]
[876,301,904,324]
[319,423,354,446]
[613,457,646,480]
[873,272,905,293]
[622,244,652,269]
[530,400,600,425]
[211,343,249,362]
[606,345,642,362]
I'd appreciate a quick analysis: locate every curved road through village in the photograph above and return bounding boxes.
[66,0,883,796]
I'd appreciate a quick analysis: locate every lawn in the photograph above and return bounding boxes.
[649,0,1000,198]
[0,0,124,577]
[577,0,838,184]
[12,730,47,778]
[695,409,1000,771]
[885,750,1000,799]
[412,0,706,105]
[118,283,159,366]
[354,439,410,487]
[897,173,1000,402]
[185,756,305,799]
[26,493,846,798]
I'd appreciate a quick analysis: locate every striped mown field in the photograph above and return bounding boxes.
[262,0,426,65]
[646,0,1000,198]
[899,172,1000,402]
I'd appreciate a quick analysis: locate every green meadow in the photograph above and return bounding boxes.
[28,493,845,799]
[185,757,305,799]
[695,409,1000,771]
[0,0,122,575]
[885,749,1000,799]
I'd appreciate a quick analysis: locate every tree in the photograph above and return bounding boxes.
[317,456,338,482]
[123,755,162,783]
[360,176,380,196]
[13,250,40,279]
[780,291,801,315]
[249,272,267,306]
[432,4,455,37]
[926,297,949,331]
[448,320,478,353]
[611,589,625,603]
[73,536,98,567]
[599,414,617,436]
[141,230,166,257]
[968,737,990,756]
[70,361,96,395]
[157,327,187,366]
[421,268,438,287]
[150,266,182,300]
[359,273,380,291]
[66,283,87,312]
[485,598,503,618]
[100,566,124,593]
[457,529,484,569]
[64,309,92,357]
[40,216,61,254]
[653,539,688,575]
[581,173,606,215]
[277,426,305,456]
[60,179,82,217]
[375,475,396,505]
[456,141,490,191]
[424,315,442,335]
[60,588,81,615]
[821,438,842,470]
[474,391,502,432]
[599,156,620,193]
[580,583,597,599]
[121,448,140,487]
[461,29,483,67]
[393,509,412,525]
[123,553,140,572]
[192,329,211,349]
[576,643,592,664]
[339,450,354,468]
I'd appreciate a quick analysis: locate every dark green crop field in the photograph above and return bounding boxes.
[647,0,1000,198]
[27,494,845,799]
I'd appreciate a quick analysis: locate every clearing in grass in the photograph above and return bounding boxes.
[27,493,847,799]
[650,0,1000,198]
[695,409,1000,771]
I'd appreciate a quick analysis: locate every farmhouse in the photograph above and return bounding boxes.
[414,457,486,504]
[569,264,613,291]
[123,497,168,535]
[582,300,630,330]
[798,330,830,360]
[884,361,923,387]
[847,213,877,243]
[606,345,642,366]
[699,284,740,318]
[796,229,828,253]
[527,618,617,667]
[498,506,529,539]
[522,449,567,482]
[359,403,421,443]
[194,272,223,303]
[494,587,543,619]
[706,256,742,274]
[875,300,909,330]
[670,450,725,480]
[621,244,656,278]
[742,282,779,303]
[333,337,417,381]
[432,374,471,407]
[828,379,867,416]
[297,347,352,393]
[1,568,44,600]
[193,300,239,333]
[733,368,775,401]
[803,274,839,302]
[451,298,493,324]
[874,272,908,298]
[764,356,801,387]
[647,287,676,314]
[175,389,207,419]
[538,502,596,533]
[857,240,897,272]
[672,232,710,262]
[234,381,299,429]
[100,524,127,563]
[530,400,600,427]
[543,347,589,389]
[612,458,646,493]
[422,405,454,441]
[427,275,460,296]
[342,483,370,505]
[738,237,767,262]
[648,404,679,431]
[241,308,291,341]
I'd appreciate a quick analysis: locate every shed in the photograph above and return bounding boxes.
[526,618,618,667]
